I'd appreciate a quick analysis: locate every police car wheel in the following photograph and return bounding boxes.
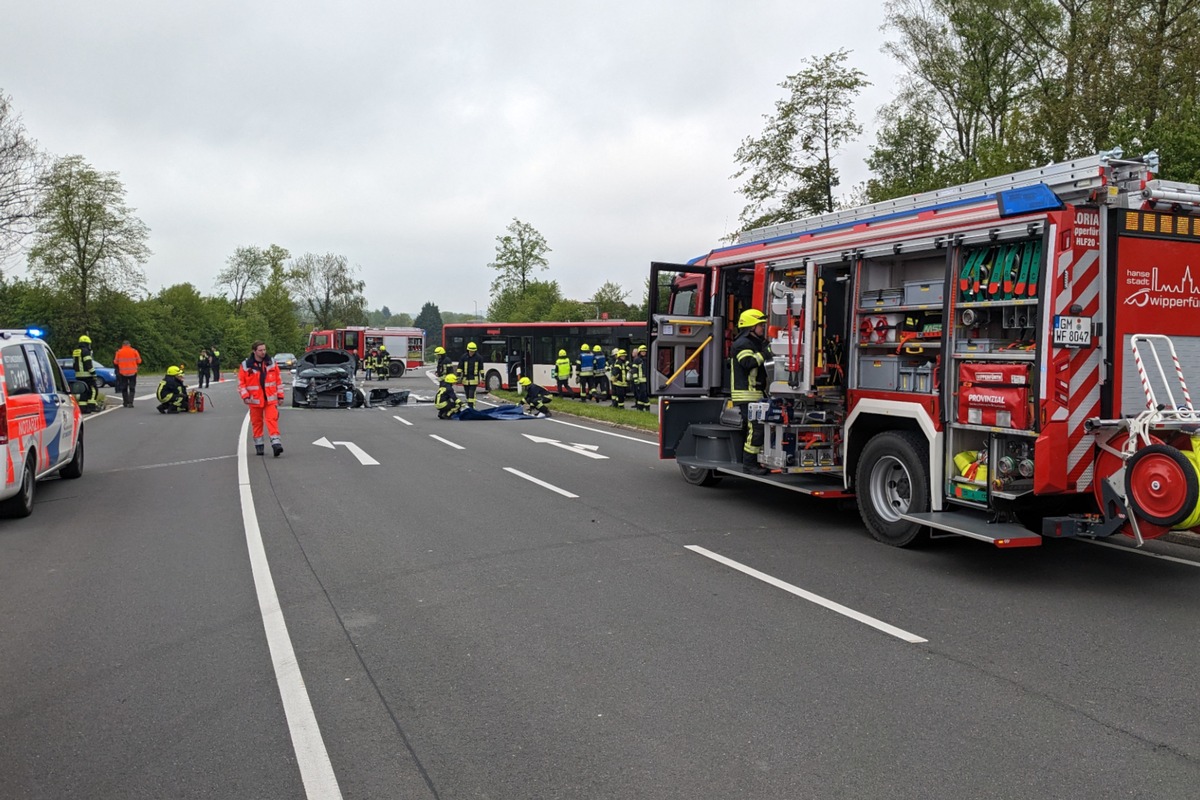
[0,456,36,518]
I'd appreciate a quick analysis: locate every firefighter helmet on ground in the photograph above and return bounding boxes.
[737,309,768,329]
[518,376,532,387]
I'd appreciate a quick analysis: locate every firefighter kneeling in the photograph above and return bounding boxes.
[518,376,553,417]
[156,366,188,414]
[435,373,465,419]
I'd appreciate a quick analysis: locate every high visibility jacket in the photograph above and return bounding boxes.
[593,353,607,374]
[460,353,484,382]
[554,356,572,379]
[210,349,221,367]
[435,383,460,410]
[576,351,594,376]
[610,359,628,388]
[113,345,142,376]
[437,355,453,376]
[72,345,95,378]
[629,355,647,386]
[730,330,770,403]
[156,374,186,403]
[238,356,284,407]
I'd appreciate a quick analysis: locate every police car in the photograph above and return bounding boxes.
[0,329,84,518]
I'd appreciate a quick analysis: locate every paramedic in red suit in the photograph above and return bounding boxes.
[239,341,285,457]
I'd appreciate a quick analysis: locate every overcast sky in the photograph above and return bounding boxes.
[3,1,900,317]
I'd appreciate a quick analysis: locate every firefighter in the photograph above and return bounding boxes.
[459,342,484,407]
[377,345,390,380]
[518,376,553,417]
[113,339,143,408]
[591,344,608,402]
[238,341,285,457]
[609,349,629,409]
[72,334,101,413]
[630,344,651,412]
[550,349,571,396]
[364,348,377,381]
[434,346,452,377]
[731,309,772,475]
[435,373,464,419]
[156,365,188,414]
[575,343,594,401]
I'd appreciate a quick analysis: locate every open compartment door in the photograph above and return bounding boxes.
[648,262,720,396]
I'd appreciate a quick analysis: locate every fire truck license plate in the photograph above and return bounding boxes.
[1053,316,1091,347]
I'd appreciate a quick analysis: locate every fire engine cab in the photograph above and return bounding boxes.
[0,328,84,518]
[650,149,1200,548]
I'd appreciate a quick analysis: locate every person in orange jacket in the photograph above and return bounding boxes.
[112,339,143,408]
[238,340,285,456]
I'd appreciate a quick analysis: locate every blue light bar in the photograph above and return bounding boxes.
[997,183,1064,217]
[25,327,45,338]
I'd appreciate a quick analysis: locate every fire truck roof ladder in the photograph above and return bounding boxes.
[737,148,1159,245]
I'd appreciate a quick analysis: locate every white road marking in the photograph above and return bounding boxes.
[98,454,237,473]
[392,415,413,426]
[685,546,928,644]
[238,415,343,799]
[1081,538,1200,567]
[546,416,657,445]
[503,467,579,498]
[430,434,465,450]
[312,437,379,465]
[522,433,609,460]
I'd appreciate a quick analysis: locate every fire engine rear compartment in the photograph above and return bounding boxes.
[651,151,1200,549]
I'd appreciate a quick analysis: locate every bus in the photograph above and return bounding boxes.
[442,321,647,391]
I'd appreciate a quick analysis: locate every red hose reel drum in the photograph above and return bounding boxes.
[1093,433,1200,540]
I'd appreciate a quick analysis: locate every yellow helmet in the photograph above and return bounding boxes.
[558,349,567,357]
[78,335,92,344]
[166,365,182,376]
[467,342,477,351]
[616,349,627,357]
[738,308,767,329]
[445,373,458,384]
[434,346,445,355]
[593,345,602,353]
[518,376,532,387]
[580,344,589,351]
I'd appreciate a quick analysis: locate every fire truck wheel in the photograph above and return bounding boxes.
[856,431,930,547]
[680,463,722,487]
[389,361,405,378]
[1125,443,1198,527]
[485,371,503,392]
[0,454,36,518]
[60,431,84,480]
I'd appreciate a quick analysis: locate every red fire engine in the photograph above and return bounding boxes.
[650,149,1200,548]
[306,326,425,377]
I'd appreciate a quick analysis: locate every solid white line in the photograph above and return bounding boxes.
[98,454,237,473]
[392,415,413,426]
[1080,538,1200,567]
[503,467,579,498]
[547,416,657,445]
[238,414,343,799]
[685,546,928,644]
[429,434,465,450]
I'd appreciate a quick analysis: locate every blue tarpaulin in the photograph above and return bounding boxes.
[455,404,532,420]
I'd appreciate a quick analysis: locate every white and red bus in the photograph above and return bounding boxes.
[306,326,425,377]
[442,321,647,391]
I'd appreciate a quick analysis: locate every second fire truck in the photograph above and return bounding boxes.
[650,149,1200,548]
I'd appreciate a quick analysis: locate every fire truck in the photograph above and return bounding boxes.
[306,326,425,377]
[649,149,1200,548]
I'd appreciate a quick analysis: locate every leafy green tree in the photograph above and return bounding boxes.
[414,301,444,358]
[488,218,551,296]
[288,252,366,330]
[590,280,638,320]
[488,279,562,322]
[732,49,868,230]
[27,155,151,329]
[0,90,44,265]
[866,94,949,201]
[246,262,303,353]
[216,244,288,314]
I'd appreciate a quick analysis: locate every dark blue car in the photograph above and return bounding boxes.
[57,357,118,388]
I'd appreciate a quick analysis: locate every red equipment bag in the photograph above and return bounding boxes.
[188,391,207,413]
[958,362,1030,428]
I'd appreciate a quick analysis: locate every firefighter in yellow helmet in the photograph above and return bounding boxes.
[517,375,553,417]
[731,308,772,474]
[590,344,608,402]
[629,344,651,411]
[553,348,573,397]
[435,373,464,419]
[575,343,594,401]
[434,345,452,377]
[458,342,484,407]
[156,365,189,414]
[72,334,101,413]
[609,348,629,409]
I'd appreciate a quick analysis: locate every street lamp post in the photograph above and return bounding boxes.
[473,300,478,321]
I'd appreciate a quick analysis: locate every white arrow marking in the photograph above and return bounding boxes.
[312,437,379,465]
[521,433,608,459]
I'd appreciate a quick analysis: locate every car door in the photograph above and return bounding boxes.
[24,343,68,471]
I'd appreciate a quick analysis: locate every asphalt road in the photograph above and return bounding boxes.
[3,370,1200,799]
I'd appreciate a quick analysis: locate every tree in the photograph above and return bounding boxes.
[732,50,869,231]
[488,218,551,296]
[865,93,949,201]
[287,252,366,330]
[590,281,638,320]
[216,244,288,313]
[414,301,444,357]
[26,155,151,329]
[0,90,44,266]
[246,262,303,353]
[488,279,562,322]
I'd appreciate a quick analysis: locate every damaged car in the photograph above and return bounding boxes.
[291,348,366,408]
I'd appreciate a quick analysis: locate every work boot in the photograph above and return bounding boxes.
[255,444,264,456]
[742,452,770,476]
[272,442,283,458]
